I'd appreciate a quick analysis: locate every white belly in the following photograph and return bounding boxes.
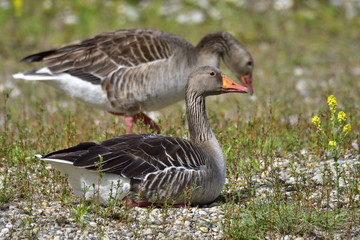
[43,73,118,112]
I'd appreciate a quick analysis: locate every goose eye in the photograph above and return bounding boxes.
[247,61,252,67]
[209,72,216,76]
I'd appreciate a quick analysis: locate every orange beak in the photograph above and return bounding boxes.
[222,74,248,93]
[240,73,253,95]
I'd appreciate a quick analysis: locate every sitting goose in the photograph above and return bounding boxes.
[37,66,248,206]
[13,28,253,134]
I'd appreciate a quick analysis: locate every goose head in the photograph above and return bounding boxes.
[186,66,248,97]
[222,40,254,95]
[196,32,254,95]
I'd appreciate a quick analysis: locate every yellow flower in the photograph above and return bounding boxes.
[327,95,337,111]
[14,0,23,16]
[329,141,337,146]
[312,116,321,126]
[343,124,351,133]
[337,111,347,122]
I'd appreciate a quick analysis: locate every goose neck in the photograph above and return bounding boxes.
[196,33,231,57]
[185,91,213,144]
[195,33,231,68]
[185,90,226,179]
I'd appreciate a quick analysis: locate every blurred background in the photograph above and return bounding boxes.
[1,0,360,132]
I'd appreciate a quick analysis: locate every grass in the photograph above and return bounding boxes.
[1,0,360,239]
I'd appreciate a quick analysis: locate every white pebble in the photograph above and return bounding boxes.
[1,228,9,235]
[184,221,191,227]
[198,210,207,216]
[282,235,290,240]
[5,223,13,229]
[89,222,97,228]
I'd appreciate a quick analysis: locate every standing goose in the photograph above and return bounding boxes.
[37,66,248,206]
[13,28,253,134]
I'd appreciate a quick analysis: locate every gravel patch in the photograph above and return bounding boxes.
[0,141,359,239]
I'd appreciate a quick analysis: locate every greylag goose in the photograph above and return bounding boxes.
[36,66,248,206]
[13,28,253,134]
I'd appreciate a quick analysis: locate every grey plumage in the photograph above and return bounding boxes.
[14,28,253,133]
[37,66,248,205]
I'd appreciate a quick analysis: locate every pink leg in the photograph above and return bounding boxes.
[133,112,161,134]
[124,115,135,134]
[109,111,160,134]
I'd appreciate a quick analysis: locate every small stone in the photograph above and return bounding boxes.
[287,177,296,184]
[352,140,359,150]
[5,223,13,229]
[65,228,73,233]
[15,219,23,227]
[32,228,39,234]
[283,235,290,240]
[151,209,160,215]
[102,235,110,240]
[198,210,207,216]
[157,233,165,239]
[89,222,97,228]
[143,229,152,235]
[312,173,323,184]
[56,215,69,225]
[199,227,209,233]
[184,221,191,227]
[54,236,60,240]
[294,238,304,240]
[1,228,9,235]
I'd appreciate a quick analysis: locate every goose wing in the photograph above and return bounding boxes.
[41,134,209,180]
[21,29,179,85]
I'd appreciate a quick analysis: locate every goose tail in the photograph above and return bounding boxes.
[13,67,57,81]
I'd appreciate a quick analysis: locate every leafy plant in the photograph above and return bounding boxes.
[311,95,353,202]
[311,95,352,158]
[72,200,91,227]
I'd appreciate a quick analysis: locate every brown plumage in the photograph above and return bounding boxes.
[13,28,253,133]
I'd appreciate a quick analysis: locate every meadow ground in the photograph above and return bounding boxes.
[1,1,359,239]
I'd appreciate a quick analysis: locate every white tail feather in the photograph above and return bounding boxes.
[37,156,73,165]
[12,67,113,111]
[13,67,57,81]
